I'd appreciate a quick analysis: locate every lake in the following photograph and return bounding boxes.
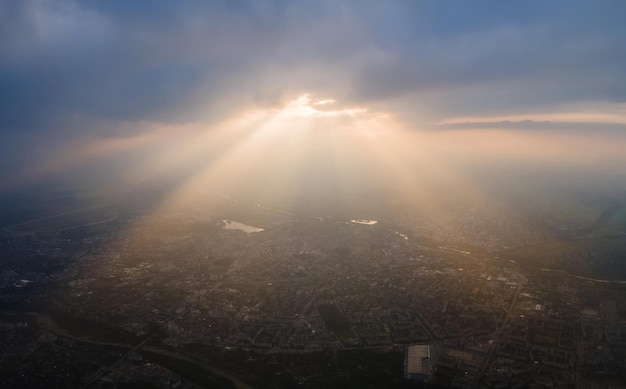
[221,220,264,233]
[350,219,378,225]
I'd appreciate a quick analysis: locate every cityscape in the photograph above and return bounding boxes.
[2,187,626,387]
[2,1,626,388]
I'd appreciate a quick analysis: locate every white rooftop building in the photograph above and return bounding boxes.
[404,344,432,381]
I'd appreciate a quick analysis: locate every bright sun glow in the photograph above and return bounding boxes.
[103,92,498,250]
[281,94,368,118]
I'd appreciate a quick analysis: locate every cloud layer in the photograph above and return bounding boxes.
[1,0,626,183]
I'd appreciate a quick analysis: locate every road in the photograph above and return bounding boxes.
[28,311,253,389]
[472,274,525,388]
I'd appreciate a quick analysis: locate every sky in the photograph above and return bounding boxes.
[1,0,626,201]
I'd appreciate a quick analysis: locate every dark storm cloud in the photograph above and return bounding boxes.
[0,0,255,130]
[1,0,625,136]
[347,1,626,119]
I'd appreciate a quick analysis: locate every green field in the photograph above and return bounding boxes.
[317,304,358,342]
[497,235,626,280]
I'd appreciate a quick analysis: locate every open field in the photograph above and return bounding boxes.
[7,204,118,234]
[317,304,358,342]
[496,235,626,280]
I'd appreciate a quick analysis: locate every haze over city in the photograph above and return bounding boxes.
[2,1,626,388]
